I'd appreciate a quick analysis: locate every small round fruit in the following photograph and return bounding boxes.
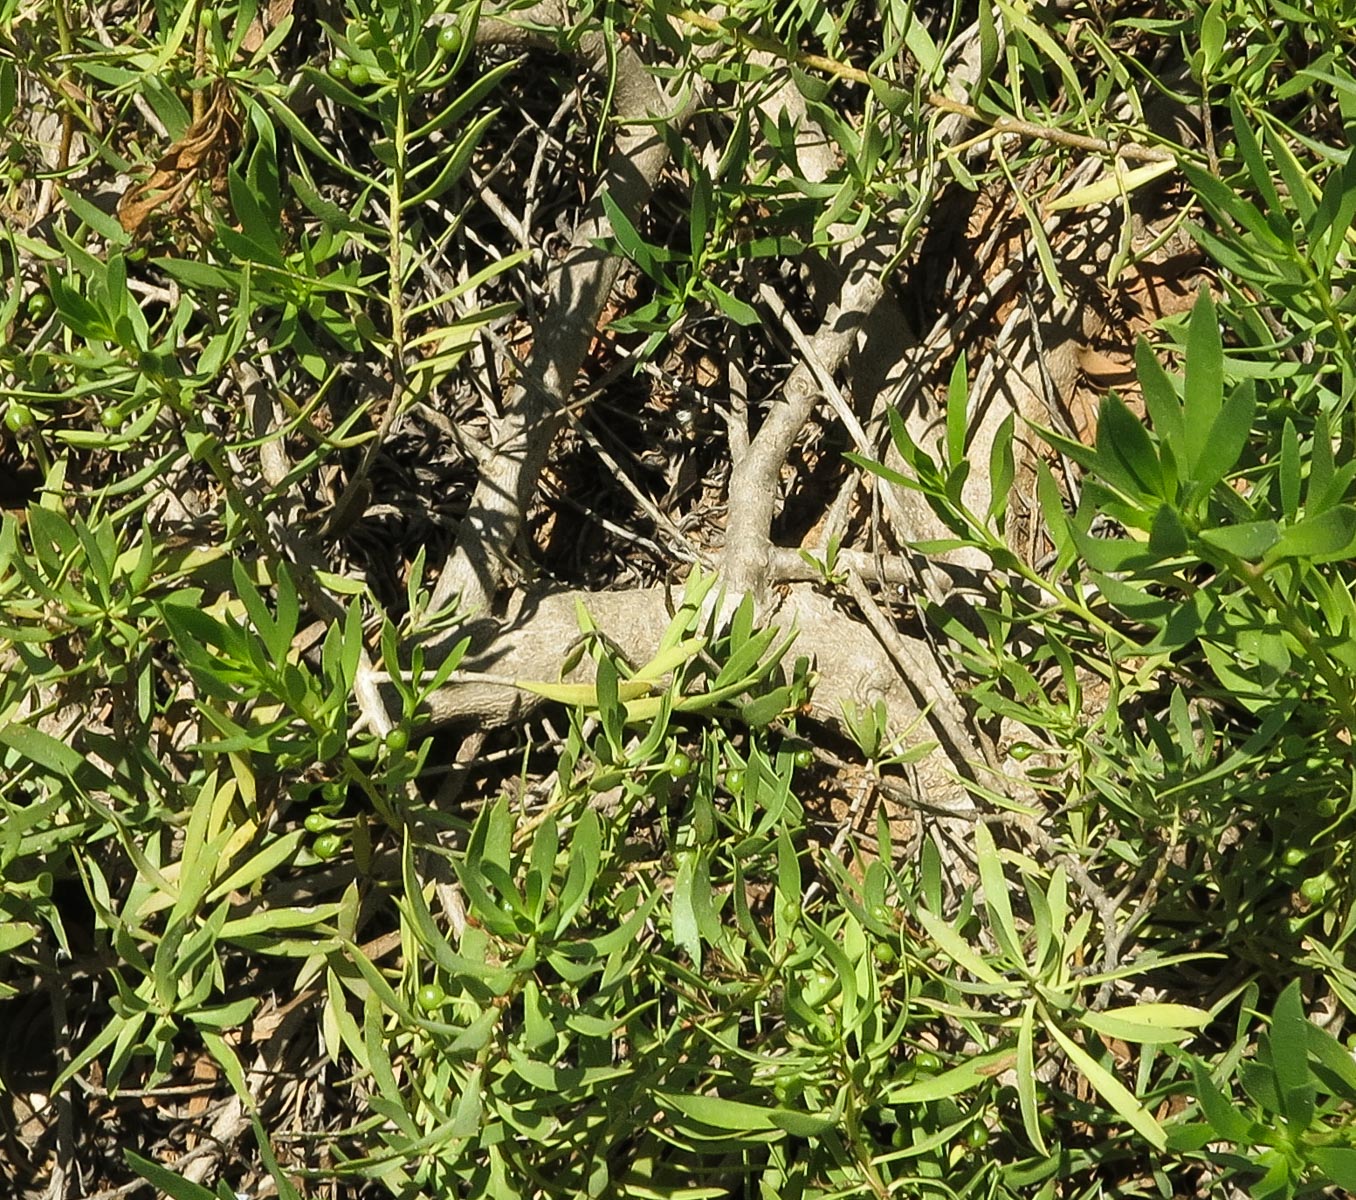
[1300,873,1333,904]
[1008,742,1036,761]
[4,403,34,433]
[436,24,463,54]
[304,812,330,834]
[913,1050,942,1073]
[1282,847,1308,868]
[793,747,814,769]
[724,767,745,793]
[416,983,446,1012]
[26,292,52,322]
[667,751,693,778]
[384,728,409,754]
[326,56,350,80]
[964,1123,991,1149]
[346,62,371,87]
[312,832,343,860]
[100,407,125,430]
[7,163,24,184]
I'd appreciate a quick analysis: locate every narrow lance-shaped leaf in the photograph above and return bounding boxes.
[1191,381,1255,496]
[1046,1017,1167,1150]
[1018,1000,1049,1154]
[1269,979,1316,1132]
[1182,291,1224,476]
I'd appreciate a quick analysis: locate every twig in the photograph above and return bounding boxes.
[424,35,705,627]
[841,566,992,790]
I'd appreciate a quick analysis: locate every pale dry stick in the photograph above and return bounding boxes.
[423,28,704,628]
[725,326,752,463]
[560,409,709,567]
[840,566,999,791]
[474,172,531,247]
[411,400,492,467]
[521,90,584,271]
[767,545,914,587]
[721,224,899,602]
[758,276,964,665]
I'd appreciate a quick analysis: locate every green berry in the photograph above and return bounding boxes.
[965,1123,991,1149]
[436,25,464,54]
[724,767,745,794]
[416,983,446,1012]
[384,728,409,754]
[312,832,343,860]
[326,56,350,80]
[4,403,34,433]
[667,751,693,778]
[304,813,330,834]
[1282,847,1308,868]
[346,62,371,87]
[793,747,813,769]
[26,292,52,322]
[7,163,24,184]
[1008,742,1036,761]
[913,1050,942,1073]
[100,407,125,430]
[1300,873,1333,904]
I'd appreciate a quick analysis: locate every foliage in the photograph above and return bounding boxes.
[2,0,1356,1194]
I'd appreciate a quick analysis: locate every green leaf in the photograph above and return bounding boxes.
[1192,382,1255,493]
[945,353,969,470]
[1148,504,1189,557]
[672,852,703,968]
[1046,1018,1166,1150]
[705,282,760,326]
[1279,417,1301,521]
[1266,506,1356,564]
[887,1049,1014,1102]
[987,412,1016,527]
[405,108,499,208]
[655,1091,837,1136]
[1308,150,1356,277]
[1096,392,1163,500]
[915,907,1004,985]
[1308,1146,1356,1189]
[600,189,663,282]
[975,823,1023,966]
[1018,1002,1048,1154]
[1269,979,1316,1131]
[1136,337,1184,452]
[555,808,601,937]
[1182,292,1224,476]
[0,720,85,777]
[1197,520,1279,561]
[124,1151,216,1200]
[1080,1003,1210,1043]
